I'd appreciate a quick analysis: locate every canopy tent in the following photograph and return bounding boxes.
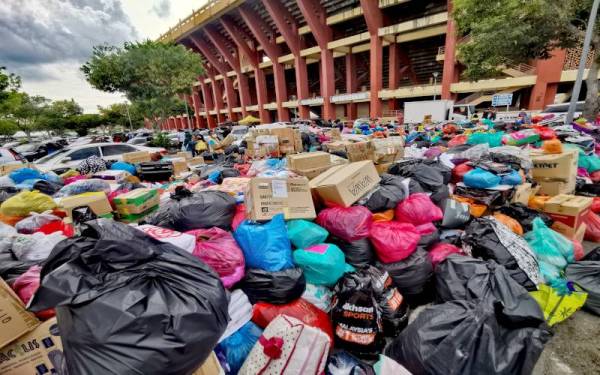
[239,115,261,125]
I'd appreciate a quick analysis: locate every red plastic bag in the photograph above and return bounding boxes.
[316,205,372,242]
[252,299,334,343]
[232,204,246,231]
[593,197,600,214]
[452,162,473,183]
[186,227,245,288]
[572,240,585,261]
[534,126,556,140]
[448,134,468,147]
[11,266,55,320]
[369,221,421,263]
[415,222,437,235]
[591,170,600,183]
[395,193,443,225]
[428,243,463,268]
[584,212,600,242]
[35,220,74,237]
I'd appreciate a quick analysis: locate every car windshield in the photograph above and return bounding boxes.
[35,148,68,163]
[15,144,37,152]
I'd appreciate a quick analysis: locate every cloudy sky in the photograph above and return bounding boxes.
[0,0,205,113]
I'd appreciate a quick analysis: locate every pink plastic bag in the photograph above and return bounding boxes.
[11,266,55,320]
[584,212,600,242]
[415,222,437,235]
[186,227,245,288]
[369,221,420,263]
[232,204,246,231]
[316,206,372,242]
[428,243,463,268]
[572,240,585,261]
[395,193,443,225]
[63,174,86,185]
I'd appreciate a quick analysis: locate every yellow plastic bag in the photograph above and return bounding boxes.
[59,169,80,179]
[0,190,57,217]
[530,284,587,326]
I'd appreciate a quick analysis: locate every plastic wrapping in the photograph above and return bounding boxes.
[301,283,333,312]
[144,189,236,231]
[29,219,229,375]
[385,300,551,375]
[240,267,306,304]
[492,212,524,235]
[377,248,433,304]
[316,205,372,242]
[33,179,63,195]
[369,221,420,263]
[395,193,443,225]
[220,290,253,342]
[416,223,440,248]
[463,168,501,189]
[525,218,574,284]
[54,178,111,198]
[293,243,353,286]
[234,214,293,272]
[15,212,61,234]
[11,232,66,261]
[217,321,263,375]
[329,236,375,267]
[287,219,329,249]
[9,168,41,183]
[187,227,245,288]
[0,190,57,217]
[566,261,600,315]
[584,212,600,242]
[364,174,408,212]
[428,242,463,268]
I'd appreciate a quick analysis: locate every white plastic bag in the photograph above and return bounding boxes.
[15,211,61,234]
[12,232,66,261]
[219,290,253,342]
[301,283,333,312]
[135,224,196,254]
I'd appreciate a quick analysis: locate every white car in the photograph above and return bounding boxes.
[34,142,165,173]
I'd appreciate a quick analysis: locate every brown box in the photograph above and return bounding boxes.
[309,161,381,207]
[372,137,404,163]
[172,160,189,177]
[345,141,375,162]
[187,157,205,166]
[543,194,593,234]
[192,352,223,375]
[122,151,151,164]
[270,128,296,155]
[0,278,39,349]
[176,151,192,159]
[375,162,392,175]
[531,148,578,180]
[324,140,352,153]
[0,318,63,375]
[287,152,331,171]
[326,128,342,141]
[245,177,316,221]
[0,163,31,176]
[510,183,540,205]
[113,188,159,215]
[59,192,113,219]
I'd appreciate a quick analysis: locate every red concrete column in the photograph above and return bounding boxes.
[272,63,290,121]
[191,91,203,128]
[254,67,271,123]
[295,56,310,119]
[209,78,226,123]
[441,0,458,100]
[199,80,216,129]
[388,43,400,111]
[346,53,358,120]
[529,49,567,109]
[320,49,336,120]
[223,77,238,120]
[360,0,384,118]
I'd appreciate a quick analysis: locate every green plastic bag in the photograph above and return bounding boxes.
[293,243,354,286]
[0,190,57,217]
[525,218,574,284]
[286,219,328,249]
[530,284,587,326]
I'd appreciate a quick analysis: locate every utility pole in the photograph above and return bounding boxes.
[125,102,133,132]
[567,0,600,124]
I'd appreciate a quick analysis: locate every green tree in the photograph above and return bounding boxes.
[0,67,21,102]
[0,118,18,136]
[81,40,203,130]
[43,99,84,134]
[0,93,50,139]
[98,102,144,131]
[453,0,599,118]
[65,113,104,136]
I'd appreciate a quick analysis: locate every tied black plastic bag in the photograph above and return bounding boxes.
[144,188,236,231]
[326,350,375,375]
[377,248,433,305]
[329,236,374,267]
[566,261,600,315]
[497,203,553,232]
[435,255,546,324]
[388,159,451,191]
[29,219,229,375]
[0,244,39,283]
[463,217,541,291]
[33,179,63,196]
[364,174,408,212]
[0,186,19,204]
[239,267,306,304]
[385,300,551,375]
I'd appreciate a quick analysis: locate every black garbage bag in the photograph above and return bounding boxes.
[143,188,236,231]
[388,159,451,191]
[329,236,374,267]
[29,219,229,375]
[575,179,600,197]
[364,174,407,212]
[435,255,545,324]
[377,248,433,305]
[428,183,449,208]
[463,217,541,291]
[566,261,600,315]
[441,199,471,229]
[0,186,19,204]
[326,350,375,375]
[240,267,306,305]
[32,180,63,196]
[497,203,553,232]
[418,227,440,248]
[489,152,524,171]
[0,243,38,283]
[385,300,551,375]
[582,247,600,261]
[454,185,506,207]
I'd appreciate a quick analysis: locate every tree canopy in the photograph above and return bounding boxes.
[81,40,203,129]
[453,0,600,117]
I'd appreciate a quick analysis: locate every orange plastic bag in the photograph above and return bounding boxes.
[493,213,523,235]
[528,195,551,211]
[373,209,394,222]
[0,213,24,226]
[453,196,487,217]
[542,139,563,154]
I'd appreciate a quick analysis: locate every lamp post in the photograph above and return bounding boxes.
[432,71,439,101]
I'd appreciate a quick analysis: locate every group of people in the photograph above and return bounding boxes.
[177,130,209,157]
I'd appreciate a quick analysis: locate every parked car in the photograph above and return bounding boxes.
[14,143,49,162]
[34,143,166,174]
[0,147,26,167]
[127,136,153,146]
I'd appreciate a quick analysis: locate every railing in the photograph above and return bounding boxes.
[456,90,494,105]
[500,58,536,75]
[438,35,471,58]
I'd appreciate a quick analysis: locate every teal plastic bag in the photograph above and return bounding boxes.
[525,218,574,284]
[293,243,354,286]
[467,132,504,147]
[463,168,501,188]
[287,219,328,249]
[579,154,600,173]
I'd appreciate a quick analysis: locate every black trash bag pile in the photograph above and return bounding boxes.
[497,203,554,232]
[377,247,433,305]
[462,217,541,291]
[143,187,236,231]
[32,179,63,196]
[329,236,374,267]
[385,299,551,375]
[239,267,306,304]
[363,174,408,212]
[0,243,39,283]
[417,226,440,248]
[388,159,451,207]
[0,186,19,204]
[29,219,229,375]
[566,261,600,316]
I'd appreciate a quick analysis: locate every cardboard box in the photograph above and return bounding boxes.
[245,177,316,221]
[192,352,223,375]
[248,135,280,158]
[310,161,381,207]
[535,176,576,196]
[0,318,63,375]
[375,162,392,175]
[287,152,331,171]
[122,151,151,164]
[113,188,159,215]
[172,160,189,177]
[0,163,31,176]
[372,137,405,163]
[118,205,159,223]
[510,183,540,205]
[0,278,39,349]
[326,128,342,141]
[188,157,205,166]
[531,148,578,180]
[543,194,593,234]
[176,151,192,159]
[59,192,113,219]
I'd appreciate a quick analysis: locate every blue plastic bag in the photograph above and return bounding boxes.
[500,170,522,186]
[40,171,62,184]
[9,168,41,184]
[525,218,574,285]
[463,168,501,189]
[15,178,42,190]
[293,243,354,286]
[286,219,328,249]
[234,214,293,272]
[217,322,262,375]
[111,161,136,175]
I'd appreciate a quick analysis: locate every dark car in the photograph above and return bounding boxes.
[14,143,49,162]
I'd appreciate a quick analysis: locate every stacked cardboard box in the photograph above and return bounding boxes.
[543,194,593,242]
[114,188,160,223]
[246,127,303,158]
[531,149,578,196]
[123,151,151,164]
[287,152,332,179]
[245,177,316,221]
[59,192,113,220]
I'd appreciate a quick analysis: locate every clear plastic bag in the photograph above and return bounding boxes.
[54,178,111,198]
[15,211,61,234]
[11,232,66,261]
